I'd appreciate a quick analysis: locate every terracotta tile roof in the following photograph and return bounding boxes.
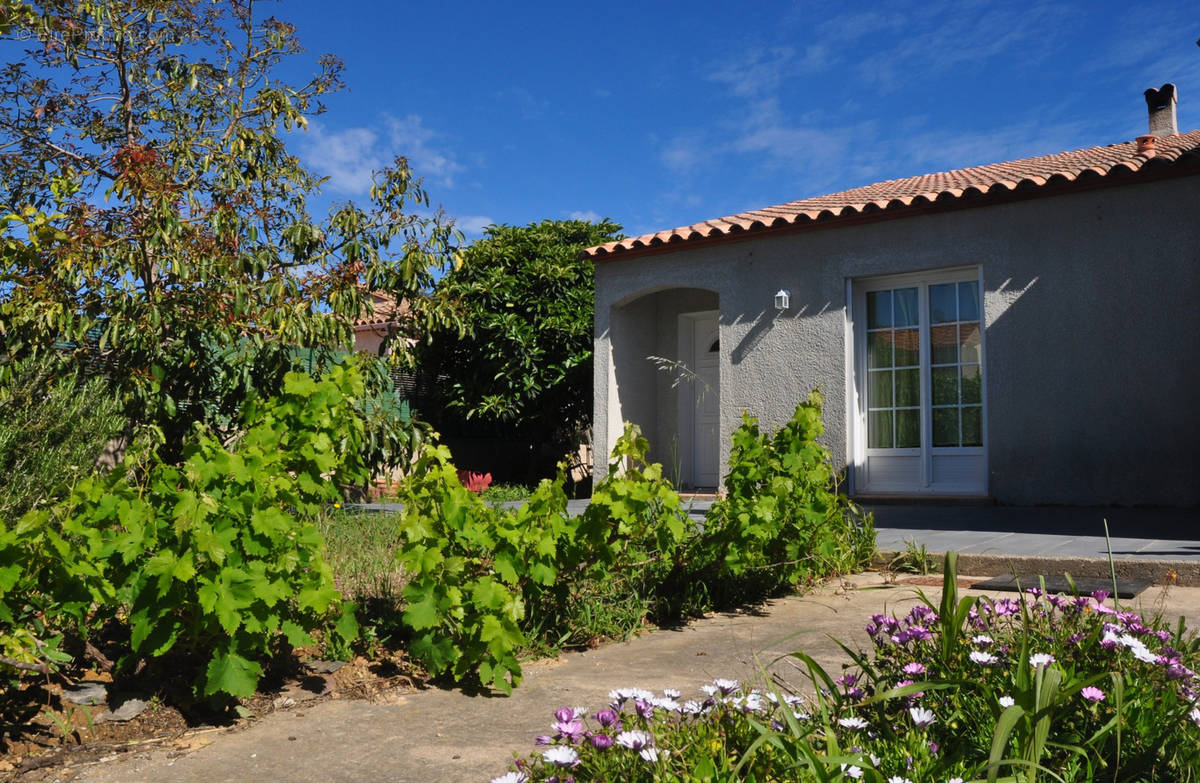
[353,291,410,329]
[586,130,1200,260]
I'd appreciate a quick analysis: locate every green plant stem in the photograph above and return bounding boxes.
[1103,518,1120,612]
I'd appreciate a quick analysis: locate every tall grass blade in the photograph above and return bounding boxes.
[988,705,1026,782]
[1102,517,1120,612]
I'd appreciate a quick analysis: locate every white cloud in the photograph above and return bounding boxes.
[454,215,494,237]
[297,115,465,196]
[568,209,602,222]
[708,47,794,98]
[882,118,1092,176]
[850,2,1072,91]
[491,86,549,120]
[650,0,1129,223]
[661,133,706,174]
[386,115,466,188]
[297,123,387,195]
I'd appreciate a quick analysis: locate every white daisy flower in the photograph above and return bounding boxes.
[909,706,936,728]
[541,746,579,767]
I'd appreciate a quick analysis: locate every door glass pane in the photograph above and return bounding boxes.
[896,409,920,448]
[930,284,957,323]
[931,325,957,364]
[931,366,958,405]
[962,406,983,446]
[958,281,980,322]
[895,368,919,406]
[869,411,893,448]
[894,328,919,366]
[867,291,891,328]
[959,323,982,364]
[864,279,983,456]
[932,407,959,447]
[961,365,982,404]
[894,288,919,327]
[868,332,892,368]
[869,370,893,407]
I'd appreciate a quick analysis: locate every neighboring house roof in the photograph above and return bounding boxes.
[586,130,1200,260]
[353,291,410,331]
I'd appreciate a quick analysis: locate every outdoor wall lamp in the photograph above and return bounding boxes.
[774,289,791,311]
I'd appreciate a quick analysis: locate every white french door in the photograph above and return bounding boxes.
[852,268,987,496]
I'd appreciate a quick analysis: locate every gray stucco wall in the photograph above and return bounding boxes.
[593,174,1200,506]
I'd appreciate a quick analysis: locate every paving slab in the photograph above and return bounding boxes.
[67,574,1200,783]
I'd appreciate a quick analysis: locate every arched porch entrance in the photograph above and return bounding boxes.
[600,287,720,489]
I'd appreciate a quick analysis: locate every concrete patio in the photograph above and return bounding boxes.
[864,503,1200,586]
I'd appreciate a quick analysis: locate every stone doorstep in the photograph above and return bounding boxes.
[875,551,1200,587]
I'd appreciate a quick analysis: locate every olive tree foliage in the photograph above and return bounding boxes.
[0,0,459,459]
[417,219,621,466]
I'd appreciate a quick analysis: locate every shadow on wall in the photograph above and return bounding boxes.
[730,284,842,366]
[729,304,827,365]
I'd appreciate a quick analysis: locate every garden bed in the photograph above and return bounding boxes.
[491,555,1200,782]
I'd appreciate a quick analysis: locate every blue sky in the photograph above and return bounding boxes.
[283,0,1199,241]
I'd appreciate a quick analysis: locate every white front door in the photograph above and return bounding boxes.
[692,314,720,488]
[853,268,987,496]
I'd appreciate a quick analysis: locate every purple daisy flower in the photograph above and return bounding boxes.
[907,626,933,642]
[589,733,614,750]
[595,708,621,728]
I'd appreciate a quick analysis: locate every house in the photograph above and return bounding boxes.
[352,290,412,356]
[588,84,1200,506]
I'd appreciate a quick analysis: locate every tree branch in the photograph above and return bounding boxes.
[83,640,114,672]
[0,656,50,674]
[0,119,118,179]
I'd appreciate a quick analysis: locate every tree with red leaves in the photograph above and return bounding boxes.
[0,0,459,460]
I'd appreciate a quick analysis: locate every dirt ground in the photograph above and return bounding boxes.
[2,650,424,781]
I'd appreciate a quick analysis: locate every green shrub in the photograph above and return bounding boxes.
[701,390,875,596]
[391,394,876,692]
[0,490,111,687]
[0,355,124,522]
[1,361,369,701]
[391,442,570,692]
[527,424,691,650]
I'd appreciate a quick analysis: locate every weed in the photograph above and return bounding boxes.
[479,483,533,504]
[317,510,407,601]
[889,538,939,574]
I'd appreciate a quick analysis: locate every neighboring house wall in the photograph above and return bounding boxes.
[353,327,387,356]
[594,174,1200,505]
